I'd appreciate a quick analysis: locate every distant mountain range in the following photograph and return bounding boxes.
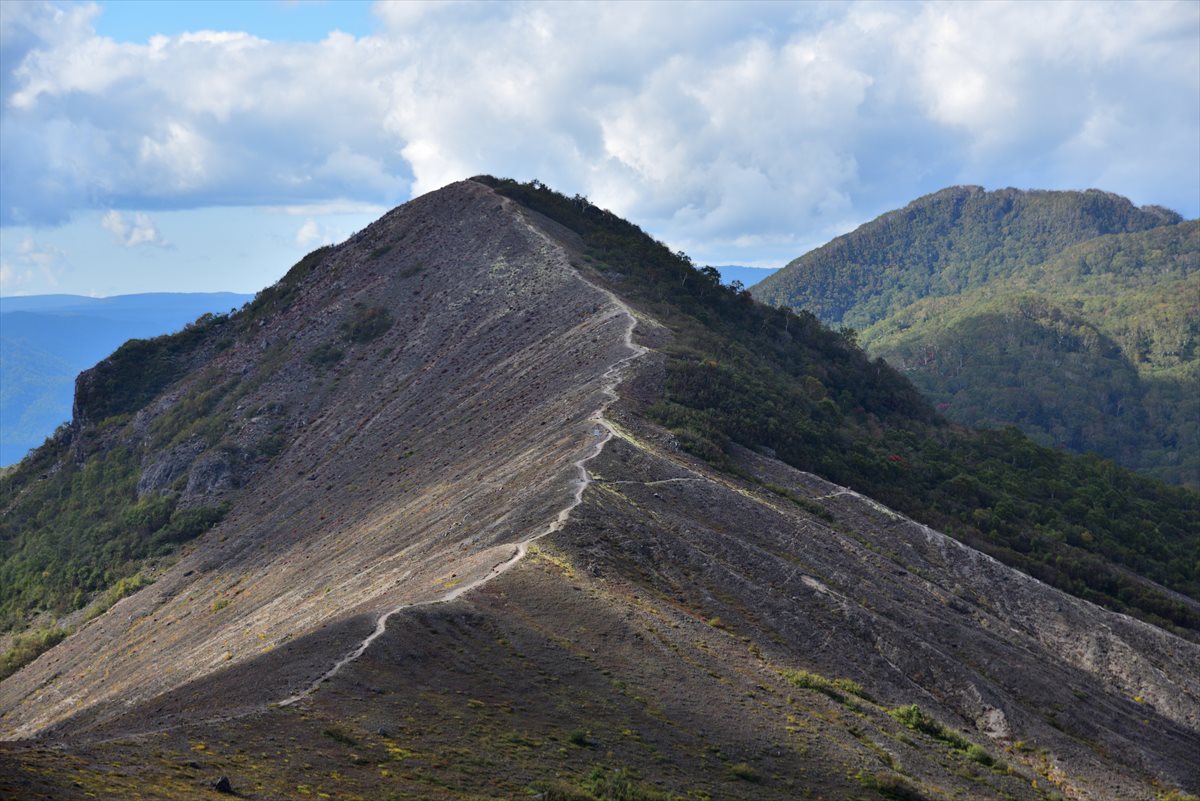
[753,187,1199,487]
[712,264,778,287]
[1,293,252,465]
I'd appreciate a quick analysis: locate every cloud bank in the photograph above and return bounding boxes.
[2,0,1197,264]
[101,209,165,247]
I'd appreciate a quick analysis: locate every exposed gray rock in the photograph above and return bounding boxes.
[136,439,204,498]
[183,451,235,501]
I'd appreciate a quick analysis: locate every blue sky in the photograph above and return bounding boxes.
[1,0,1198,297]
[91,1,375,43]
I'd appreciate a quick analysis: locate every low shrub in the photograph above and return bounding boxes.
[307,342,344,367]
[856,770,930,801]
[889,705,981,756]
[782,668,871,702]
[343,305,393,344]
[0,626,69,681]
[729,762,761,782]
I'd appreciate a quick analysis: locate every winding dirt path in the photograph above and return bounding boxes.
[278,231,649,706]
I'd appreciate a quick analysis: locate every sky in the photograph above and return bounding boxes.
[0,0,1197,297]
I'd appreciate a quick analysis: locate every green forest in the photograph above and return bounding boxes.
[752,187,1198,486]
[479,177,1200,638]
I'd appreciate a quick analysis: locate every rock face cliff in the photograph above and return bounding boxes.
[1,180,1197,801]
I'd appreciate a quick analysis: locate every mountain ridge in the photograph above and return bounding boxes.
[1,179,1197,800]
[752,184,1182,331]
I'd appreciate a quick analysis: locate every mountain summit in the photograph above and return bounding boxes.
[2,179,1197,800]
[752,185,1182,330]
[753,186,1198,486]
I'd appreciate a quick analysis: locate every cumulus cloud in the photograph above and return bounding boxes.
[295,216,353,248]
[1,0,1196,265]
[295,218,320,247]
[101,210,166,246]
[0,236,61,290]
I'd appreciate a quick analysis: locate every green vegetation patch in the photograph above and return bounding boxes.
[889,705,971,751]
[0,433,227,631]
[74,313,230,424]
[84,572,153,622]
[342,304,394,344]
[0,626,68,681]
[782,668,871,703]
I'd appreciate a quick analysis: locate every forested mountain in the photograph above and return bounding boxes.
[2,180,1196,800]
[752,187,1198,486]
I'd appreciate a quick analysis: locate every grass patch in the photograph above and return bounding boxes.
[782,668,872,703]
[764,483,836,521]
[965,743,995,767]
[856,770,930,801]
[567,728,593,747]
[84,572,153,622]
[729,762,761,782]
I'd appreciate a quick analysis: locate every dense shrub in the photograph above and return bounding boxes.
[0,626,68,680]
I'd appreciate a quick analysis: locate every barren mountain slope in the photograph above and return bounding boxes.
[1,181,1197,801]
[0,180,641,739]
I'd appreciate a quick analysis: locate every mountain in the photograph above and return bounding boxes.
[752,187,1198,486]
[0,293,253,466]
[1,179,1197,800]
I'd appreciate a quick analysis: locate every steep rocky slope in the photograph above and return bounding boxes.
[2,180,1197,800]
[0,181,641,738]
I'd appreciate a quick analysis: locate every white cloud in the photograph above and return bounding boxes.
[295,218,320,247]
[102,210,166,247]
[0,260,38,293]
[266,201,389,217]
[0,235,61,290]
[0,0,1196,268]
[295,216,351,248]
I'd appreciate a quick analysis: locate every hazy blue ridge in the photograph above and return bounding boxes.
[713,265,778,288]
[0,293,253,466]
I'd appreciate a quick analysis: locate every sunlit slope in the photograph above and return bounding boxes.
[0,181,638,738]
